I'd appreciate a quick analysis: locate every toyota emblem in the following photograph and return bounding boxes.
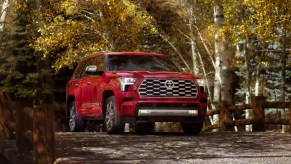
[165,80,174,89]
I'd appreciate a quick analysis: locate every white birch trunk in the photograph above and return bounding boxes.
[212,54,220,125]
[188,7,199,75]
[245,91,251,131]
[213,0,227,126]
[245,43,252,131]
[219,39,231,102]
[191,39,199,75]
[238,40,252,132]
[254,74,260,96]
[254,65,263,96]
[0,0,9,33]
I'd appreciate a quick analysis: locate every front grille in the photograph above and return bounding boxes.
[138,79,197,98]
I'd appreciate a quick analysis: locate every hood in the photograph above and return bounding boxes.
[104,70,198,80]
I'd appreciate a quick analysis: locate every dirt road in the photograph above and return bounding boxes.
[54,131,291,164]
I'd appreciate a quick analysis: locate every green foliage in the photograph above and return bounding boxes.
[0,0,58,105]
[224,0,291,102]
[0,7,38,98]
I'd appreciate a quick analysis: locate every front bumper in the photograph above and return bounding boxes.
[118,96,207,118]
[137,109,198,116]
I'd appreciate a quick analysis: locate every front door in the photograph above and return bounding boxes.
[80,56,105,119]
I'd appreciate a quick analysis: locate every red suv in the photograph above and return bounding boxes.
[66,52,207,134]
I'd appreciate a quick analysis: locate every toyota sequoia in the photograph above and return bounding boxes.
[66,52,208,134]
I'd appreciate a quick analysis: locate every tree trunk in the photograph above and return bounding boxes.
[254,69,260,96]
[16,99,33,151]
[213,0,233,125]
[188,7,199,75]
[281,18,287,133]
[214,0,232,102]
[254,51,264,97]
[0,93,10,138]
[191,38,199,75]
[0,0,17,140]
[0,0,9,32]
[236,41,251,131]
[252,96,266,132]
[33,108,55,163]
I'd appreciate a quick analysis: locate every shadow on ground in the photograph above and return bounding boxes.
[54,131,291,163]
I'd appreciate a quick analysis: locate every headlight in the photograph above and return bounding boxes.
[197,79,206,87]
[196,79,206,93]
[117,78,137,91]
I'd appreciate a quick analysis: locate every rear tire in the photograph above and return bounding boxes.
[68,101,86,132]
[181,122,203,135]
[135,122,155,134]
[105,96,125,134]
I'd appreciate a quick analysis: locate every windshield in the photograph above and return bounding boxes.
[107,55,179,72]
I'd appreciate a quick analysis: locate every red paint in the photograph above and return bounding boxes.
[66,52,208,122]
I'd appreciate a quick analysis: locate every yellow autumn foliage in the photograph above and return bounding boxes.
[33,0,157,72]
[223,0,290,45]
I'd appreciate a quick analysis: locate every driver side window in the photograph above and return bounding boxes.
[82,56,105,78]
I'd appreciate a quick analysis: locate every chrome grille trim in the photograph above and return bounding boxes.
[138,79,198,98]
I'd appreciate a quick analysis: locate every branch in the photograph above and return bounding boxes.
[77,14,95,22]
[159,33,190,70]
[193,25,217,72]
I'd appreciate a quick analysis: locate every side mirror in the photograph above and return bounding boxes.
[85,65,103,75]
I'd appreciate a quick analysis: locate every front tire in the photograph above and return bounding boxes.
[105,96,125,134]
[68,101,86,132]
[181,122,203,135]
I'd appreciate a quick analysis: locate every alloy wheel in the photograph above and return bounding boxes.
[69,104,76,131]
[105,100,114,131]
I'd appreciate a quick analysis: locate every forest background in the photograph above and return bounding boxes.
[0,0,290,132]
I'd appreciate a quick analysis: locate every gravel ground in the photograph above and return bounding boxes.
[54,131,291,164]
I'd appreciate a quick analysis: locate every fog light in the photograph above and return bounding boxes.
[139,110,150,114]
[188,110,197,114]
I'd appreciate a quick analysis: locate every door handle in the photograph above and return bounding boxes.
[87,82,91,85]
[75,83,79,87]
